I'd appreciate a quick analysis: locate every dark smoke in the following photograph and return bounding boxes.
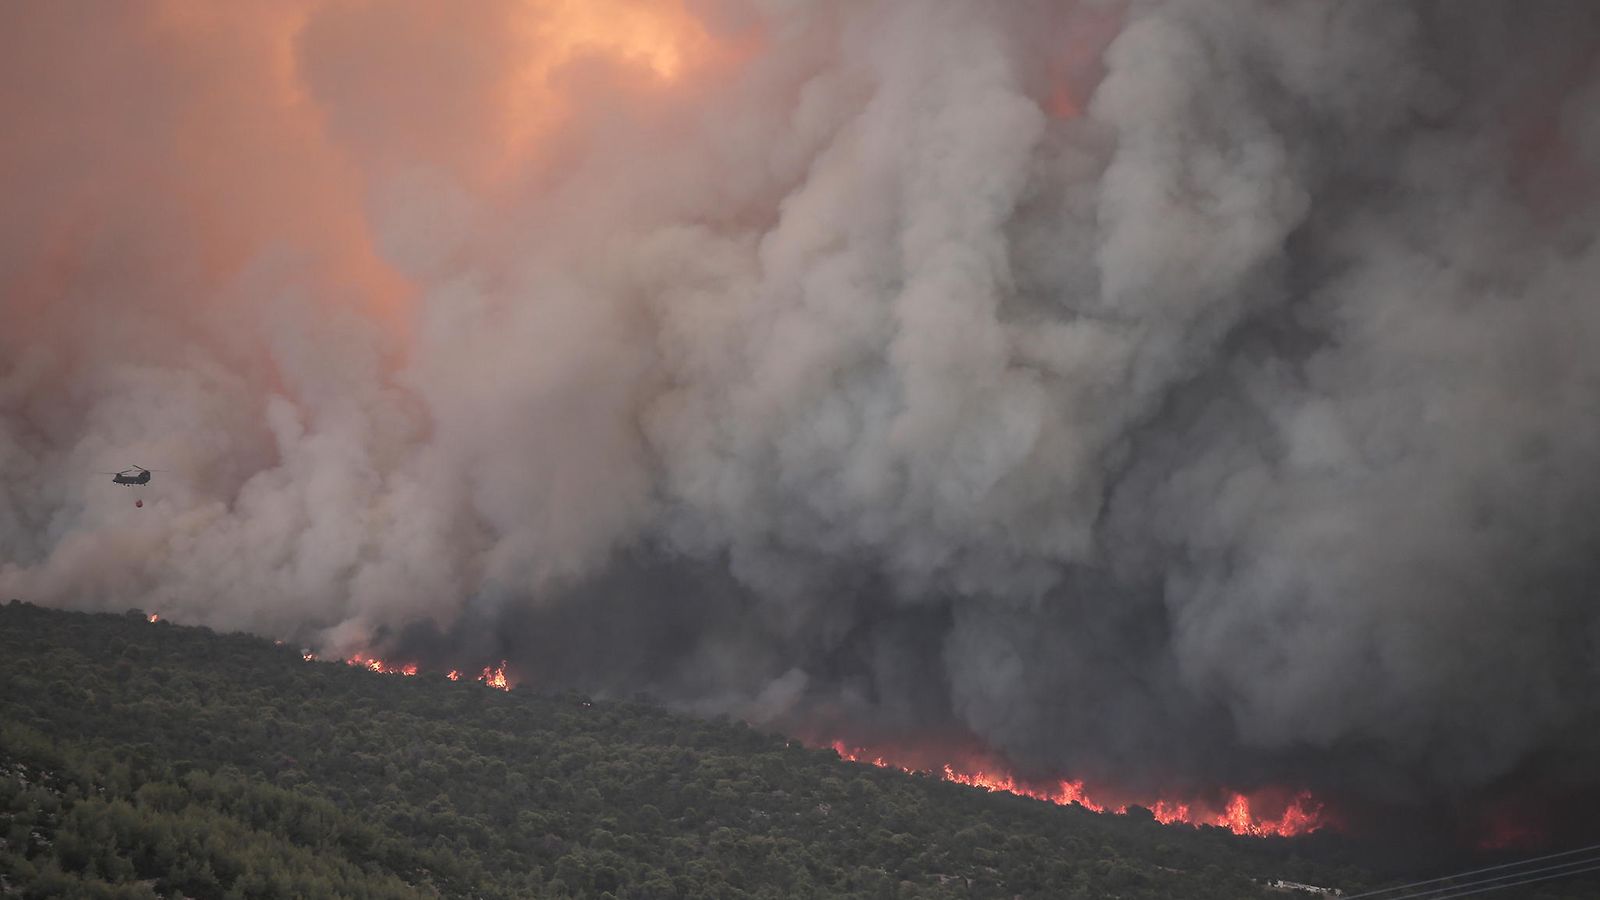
[3,0,1599,843]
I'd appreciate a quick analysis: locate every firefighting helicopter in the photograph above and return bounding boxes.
[107,465,156,486]
[103,466,160,507]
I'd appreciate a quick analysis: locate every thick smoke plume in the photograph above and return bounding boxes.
[4,0,1599,841]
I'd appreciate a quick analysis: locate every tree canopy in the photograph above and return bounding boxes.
[1,602,1586,899]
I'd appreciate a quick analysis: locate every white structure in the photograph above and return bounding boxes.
[1267,879,1343,896]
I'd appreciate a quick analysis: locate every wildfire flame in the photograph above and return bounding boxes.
[147,614,159,623]
[344,652,419,677]
[330,653,512,691]
[477,661,511,692]
[828,741,1326,839]
[315,652,1313,835]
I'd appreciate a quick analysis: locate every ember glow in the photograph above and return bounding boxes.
[1473,802,1553,852]
[828,741,1326,839]
[1477,822,1547,852]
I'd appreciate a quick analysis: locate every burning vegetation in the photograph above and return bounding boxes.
[340,653,513,692]
[330,642,1322,838]
[477,661,511,691]
[345,653,418,677]
[826,740,1326,839]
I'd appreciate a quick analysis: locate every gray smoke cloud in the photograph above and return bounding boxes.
[4,0,1599,827]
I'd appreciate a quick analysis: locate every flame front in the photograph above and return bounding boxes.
[829,741,1326,838]
[344,652,420,677]
[333,653,511,691]
[319,651,1320,834]
[308,646,1320,834]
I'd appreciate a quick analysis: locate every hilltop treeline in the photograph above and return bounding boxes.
[0,602,1539,899]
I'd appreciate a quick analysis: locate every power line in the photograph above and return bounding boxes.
[1340,843,1600,899]
[1421,859,1600,900]
[1380,855,1600,900]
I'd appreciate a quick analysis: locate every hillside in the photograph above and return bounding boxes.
[0,602,1569,899]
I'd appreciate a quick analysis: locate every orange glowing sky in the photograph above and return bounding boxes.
[499,0,758,177]
[0,0,750,358]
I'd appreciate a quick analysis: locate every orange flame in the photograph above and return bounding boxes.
[320,652,513,691]
[147,614,159,623]
[828,741,1326,838]
[344,652,420,677]
[477,661,511,691]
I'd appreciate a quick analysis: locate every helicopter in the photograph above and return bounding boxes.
[102,466,162,508]
[108,465,155,486]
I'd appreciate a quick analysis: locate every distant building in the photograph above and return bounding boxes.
[1267,879,1343,896]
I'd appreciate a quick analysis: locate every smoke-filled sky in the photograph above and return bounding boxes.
[4,0,1600,830]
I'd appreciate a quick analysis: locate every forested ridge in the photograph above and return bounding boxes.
[0,601,1576,899]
